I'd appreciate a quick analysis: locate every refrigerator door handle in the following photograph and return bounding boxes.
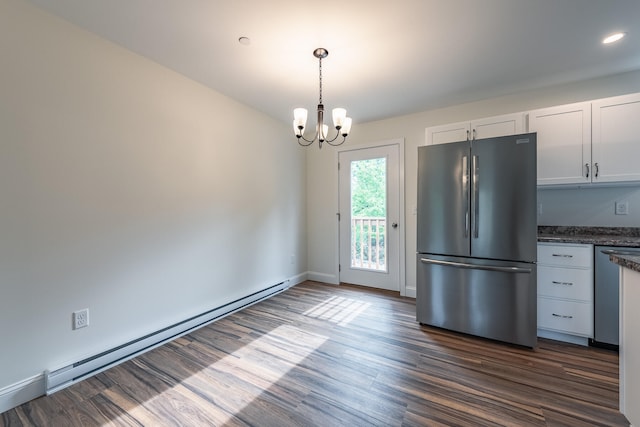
[472,155,479,238]
[463,155,469,237]
[420,257,532,274]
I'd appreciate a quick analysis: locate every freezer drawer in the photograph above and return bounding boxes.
[417,254,537,347]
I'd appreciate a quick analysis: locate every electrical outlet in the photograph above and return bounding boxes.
[73,309,89,330]
[615,200,629,215]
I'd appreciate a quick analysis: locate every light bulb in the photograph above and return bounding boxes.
[332,108,347,128]
[317,123,329,141]
[293,108,308,129]
[341,117,352,136]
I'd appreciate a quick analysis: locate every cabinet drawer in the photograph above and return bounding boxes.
[538,266,593,301]
[537,243,593,268]
[538,297,593,337]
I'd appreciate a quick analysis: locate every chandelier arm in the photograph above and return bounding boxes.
[296,132,317,145]
[297,139,315,147]
[324,135,347,146]
[322,128,344,143]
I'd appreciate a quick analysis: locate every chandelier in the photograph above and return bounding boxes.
[293,48,352,149]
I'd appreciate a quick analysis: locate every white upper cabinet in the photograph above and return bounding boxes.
[592,93,640,184]
[425,92,640,186]
[425,121,469,145]
[528,102,591,186]
[425,113,525,145]
[471,113,525,140]
[530,93,640,186]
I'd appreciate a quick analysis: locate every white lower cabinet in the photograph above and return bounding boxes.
[538,296,593,336]
[537,243,593,344]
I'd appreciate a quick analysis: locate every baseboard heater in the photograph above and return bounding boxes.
[45,280,289,395]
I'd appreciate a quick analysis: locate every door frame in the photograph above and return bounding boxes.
[335,138,406,296]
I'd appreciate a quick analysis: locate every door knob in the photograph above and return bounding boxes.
[392,222,398,229]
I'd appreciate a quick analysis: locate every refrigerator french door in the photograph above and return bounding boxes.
[416,133,537,347]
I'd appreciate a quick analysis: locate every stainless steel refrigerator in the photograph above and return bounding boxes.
[416,133,537,347]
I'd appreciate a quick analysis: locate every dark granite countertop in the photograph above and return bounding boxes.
[538,226,640,247]
[609,254,640,273]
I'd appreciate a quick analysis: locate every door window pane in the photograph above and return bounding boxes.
[350,158,387,271]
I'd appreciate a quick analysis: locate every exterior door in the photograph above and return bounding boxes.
[338,144,400,291]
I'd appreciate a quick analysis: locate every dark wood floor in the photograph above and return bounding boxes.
[1,281,629,426]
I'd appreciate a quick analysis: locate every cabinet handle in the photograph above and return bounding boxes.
[552,313,573,319]
[552,281,573,286]
[472,128,477,140]
[552,254,573,258]
[466,130,470,142]
[585,163,590,178]
[595,162,599,178]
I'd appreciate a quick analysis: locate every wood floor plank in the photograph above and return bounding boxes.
[0,281,630,426]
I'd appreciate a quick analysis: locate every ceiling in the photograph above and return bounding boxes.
[27,0,640,125]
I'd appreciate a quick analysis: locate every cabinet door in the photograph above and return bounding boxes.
[592,93,640,183]
[538,297,593,337]
[425,121,470,145]
[537,243,593,269]
[528,102,591,186]
[538,266,593,301]
[425,112,524,146]
[470,113,525,140]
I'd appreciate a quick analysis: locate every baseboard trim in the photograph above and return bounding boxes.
[0,374,45,414]
[404,287,417,298]
[307,271,338,285]
[537,329,589,346]
[45,280,290,395]
[288,272,308,286]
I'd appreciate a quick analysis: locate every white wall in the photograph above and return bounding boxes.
[307,69,640,295]
[0,0,306,392]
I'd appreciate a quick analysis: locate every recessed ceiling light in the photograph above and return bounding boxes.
[238,36,251,46]
[603,32,626,44]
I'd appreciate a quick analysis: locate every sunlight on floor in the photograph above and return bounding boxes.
[303,295,372,326]
[114,325,328,425]
[110,296,372,424]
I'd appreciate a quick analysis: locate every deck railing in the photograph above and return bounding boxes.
[351,217,386,271]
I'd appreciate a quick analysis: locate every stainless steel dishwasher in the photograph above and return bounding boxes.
[591,245,640,349]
